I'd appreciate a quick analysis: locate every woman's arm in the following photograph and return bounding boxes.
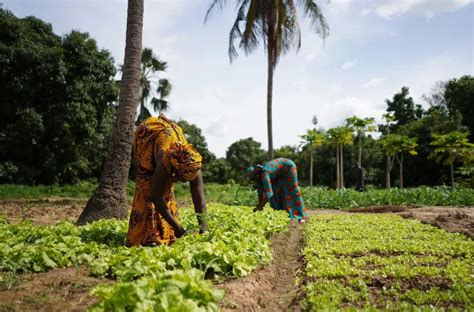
[254,189,268,212]
[189,171,208,233]
[149,155,186,238]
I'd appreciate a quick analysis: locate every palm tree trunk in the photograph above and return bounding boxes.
[336,145,340,189]
[309,149,313,187]
[266,43,274,160]
[77,0,144,224]
[340,145,344,188]
[266,3,277,160]
[450,162,455,187]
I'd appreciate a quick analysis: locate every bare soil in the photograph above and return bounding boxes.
[0,267,108,312]
[348,205,474,239]
[217,221,305,312]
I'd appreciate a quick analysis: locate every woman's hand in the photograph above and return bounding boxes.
[174,226,187,238]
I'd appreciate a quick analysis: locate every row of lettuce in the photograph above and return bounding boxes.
[301,214,474,310]
[1,182,473,209]
[0,204,288,310]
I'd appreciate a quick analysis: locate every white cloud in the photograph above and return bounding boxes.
[341,60,357,70]
[364,77,386,88]
[370,0,473,18]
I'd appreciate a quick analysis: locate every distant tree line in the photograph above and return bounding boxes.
[1,9,472,188]
[0,9,118,184]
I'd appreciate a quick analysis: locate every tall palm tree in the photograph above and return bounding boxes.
[135,48,171,124]
[205,0,329,159]
[77,0,144,224]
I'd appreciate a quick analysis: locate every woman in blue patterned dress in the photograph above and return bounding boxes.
[245,158,309,223]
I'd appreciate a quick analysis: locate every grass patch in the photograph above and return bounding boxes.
[302,214,474,310]
[1,182,473,208]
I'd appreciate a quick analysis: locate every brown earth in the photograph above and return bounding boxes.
[0,198,87,225]
[0,267,108,312]
[348,205,474,239]
[217,220,305,312]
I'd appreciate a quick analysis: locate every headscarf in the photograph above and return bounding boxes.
[163,142,202,181]
[244,164,264,180]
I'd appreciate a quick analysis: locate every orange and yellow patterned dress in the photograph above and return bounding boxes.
[126,115,189,246]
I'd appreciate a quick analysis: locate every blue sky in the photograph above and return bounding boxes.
[4,0,473,157]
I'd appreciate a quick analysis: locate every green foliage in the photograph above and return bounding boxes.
[1,183,473,208]
[345,116,377,136]
[379,134,418,157]
[177,120,216,164]
[302,214,474,310]
[90,270,223,312]
[205,0,329,64]
[202,158,233,184]
[0,9,118,184]
[443,76,474,140]
[429,131,473,167]
[225,138,267,182]
[0,181,135,199]
[384,87,424,132]
[0,204,288,309]
[300,129,325,149]
[134,48,171,125]
[301,186,474,209]
[325,127,354,147]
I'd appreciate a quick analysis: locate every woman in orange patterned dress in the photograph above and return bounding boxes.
[126,114,208,247]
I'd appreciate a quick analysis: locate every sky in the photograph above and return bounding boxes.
[3,0,474,157]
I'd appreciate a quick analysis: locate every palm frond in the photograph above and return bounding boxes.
[141,48,154,65]
[228,2,249,62]
[204,0,229,23]
[157,79,172,98]
[151,98,169,113]
[298,0,329,39]
[242,0,261,55]
[151,58,167,71]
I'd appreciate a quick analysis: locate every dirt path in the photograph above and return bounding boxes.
[349,206,474,239]
[218,221,305,312]
[0,267,107,312]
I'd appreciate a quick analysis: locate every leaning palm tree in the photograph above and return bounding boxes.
[205,0,329,159]
[77,0,144,224]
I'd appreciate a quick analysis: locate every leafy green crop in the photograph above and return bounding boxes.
[302,214,474,311]
[2,183,472,208]
[0,204,288,310]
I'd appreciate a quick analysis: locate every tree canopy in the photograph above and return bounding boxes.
[0,9,118,184]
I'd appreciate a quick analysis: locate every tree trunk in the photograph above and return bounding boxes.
[266,5,277,160]
[309,149,313,187]
[77,0,144,225]
[399,154,404,189]
[336,145,340,189]
[340,145,344,188]
[450,162,455,187]
[267,54,274,160]
[358,131,362,168]
[386,156,391,189]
